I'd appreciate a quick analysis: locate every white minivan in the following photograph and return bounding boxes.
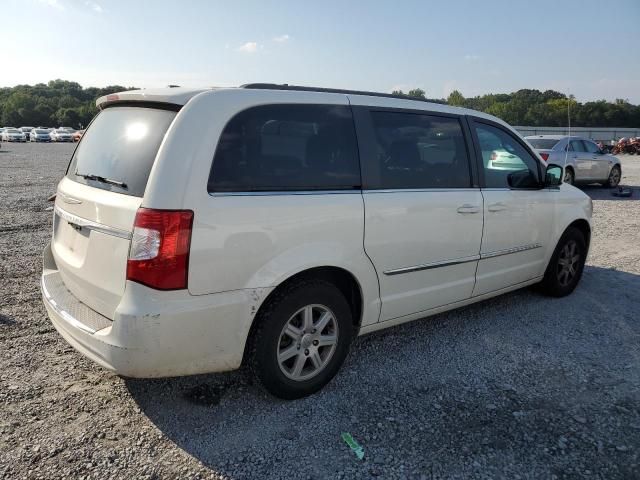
[42,84,592,399]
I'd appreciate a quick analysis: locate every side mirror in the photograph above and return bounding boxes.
[545,164,563,187]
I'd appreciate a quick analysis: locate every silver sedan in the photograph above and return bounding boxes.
[526,135,622,187]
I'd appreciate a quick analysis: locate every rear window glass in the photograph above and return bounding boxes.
[568,140,586,152]
[367,111,471,189]
[527,138,560,149]
[583,140,600,153]
[208,104,360,192]
[66,106,176,197]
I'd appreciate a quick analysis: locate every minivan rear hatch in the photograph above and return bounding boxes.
[52,105,177,319]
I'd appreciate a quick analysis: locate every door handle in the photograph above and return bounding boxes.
[488,202,507,212]
[457,204,479,214]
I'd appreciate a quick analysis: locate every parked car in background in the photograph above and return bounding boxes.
[30,128,52,142]
[72,129,85,142]
[2,127,27,142]
[49,129,74,142]
[526,135,621,187]
[58,126,76,133]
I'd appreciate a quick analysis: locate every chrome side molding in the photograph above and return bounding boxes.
[480,243,542,259]
[384,255,480,276]
[383,243,543,276]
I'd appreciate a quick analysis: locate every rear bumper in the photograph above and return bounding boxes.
[41,242,272,378]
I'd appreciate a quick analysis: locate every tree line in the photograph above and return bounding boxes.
[393,88,640,127]
[0,80,133,129]
[0,80,638,129]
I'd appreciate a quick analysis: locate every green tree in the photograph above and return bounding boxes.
[447,90,465,107]
[407,88,426,100]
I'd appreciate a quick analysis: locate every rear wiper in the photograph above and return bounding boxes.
[75,171,128,189]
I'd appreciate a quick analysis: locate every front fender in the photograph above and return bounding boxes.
[545,185,592,265]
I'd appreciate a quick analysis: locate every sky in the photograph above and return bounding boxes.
[2,0,639,103]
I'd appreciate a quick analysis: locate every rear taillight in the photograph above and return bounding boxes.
[126,208,194,290]
[539,153,549,162]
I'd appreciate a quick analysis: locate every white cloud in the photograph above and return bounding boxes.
[464,54,481,61]
[273,34,290,43]
[238,42,260,53]
[38,0,64,10]
[85,1,104,13]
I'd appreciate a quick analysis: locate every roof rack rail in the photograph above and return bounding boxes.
[240,83,441,103]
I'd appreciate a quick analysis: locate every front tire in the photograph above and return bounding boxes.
[539,227,587,297]
[250,279,354,399]
[605,165,621,188]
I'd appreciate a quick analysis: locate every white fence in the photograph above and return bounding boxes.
[514,126,640,142]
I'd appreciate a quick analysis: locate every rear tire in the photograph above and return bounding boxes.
[539,227,587,297]
[563,167,575,185]
[250,279,354,399]
[605,165,621,188]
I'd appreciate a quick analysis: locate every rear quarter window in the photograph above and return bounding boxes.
[208,104,361,192]
[66,106,177,197]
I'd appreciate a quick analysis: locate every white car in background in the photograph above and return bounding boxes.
[42,85,593,399]
[20,126,34,137]
[526,135,622,187]
[49,129,74,142]
[30,128,52,142]
[2,127,27,142]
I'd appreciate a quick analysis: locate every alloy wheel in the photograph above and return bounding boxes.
[277,304,339,381]
[609,167,621,187]
[557,240,580,287]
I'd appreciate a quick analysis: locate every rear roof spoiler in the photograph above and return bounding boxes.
[96,87,214,110]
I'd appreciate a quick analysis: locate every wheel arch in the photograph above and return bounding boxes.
[567,218,591,249]
[241,266,364,365]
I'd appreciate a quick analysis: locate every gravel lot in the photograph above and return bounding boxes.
[1,143,639,479]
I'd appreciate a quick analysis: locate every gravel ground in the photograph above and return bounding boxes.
[1,143,639,479]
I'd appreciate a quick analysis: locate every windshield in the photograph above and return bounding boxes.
[35,129,49,134]
[66,106,177,197]
[527,138,560,150]
[7,128,20,133]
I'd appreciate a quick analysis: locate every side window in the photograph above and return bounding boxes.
[583,140,600,154]
[474,123,541,189]
[367,111,471,189]
[208,104,360,192]
[568,140,586,152]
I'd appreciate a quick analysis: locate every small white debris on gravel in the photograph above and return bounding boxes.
[1,144,639,479]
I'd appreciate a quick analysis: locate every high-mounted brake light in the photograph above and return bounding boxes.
[539,153,549,162]
[126,208,194,290]
[106,94,119,102]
